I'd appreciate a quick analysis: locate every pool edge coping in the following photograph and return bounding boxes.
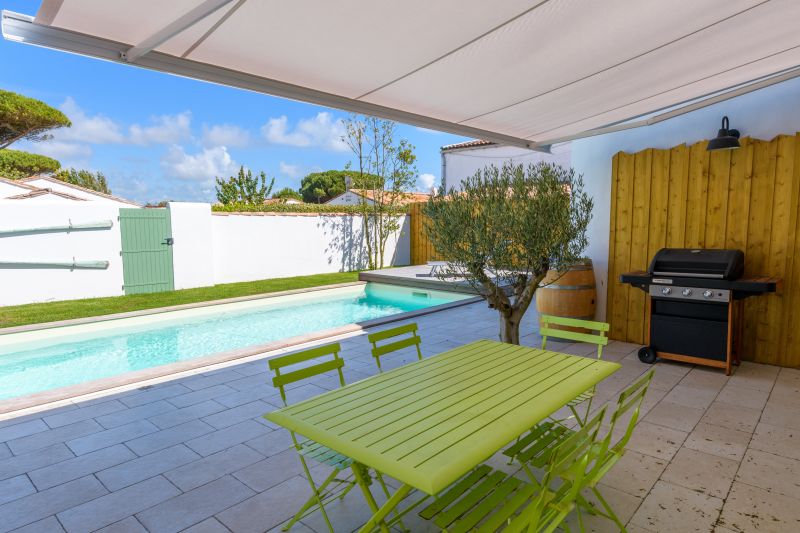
[0,281,368,336]
[0,293,483,417]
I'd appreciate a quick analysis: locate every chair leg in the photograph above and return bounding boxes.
[288,457,337,533]
[591,486,627,532]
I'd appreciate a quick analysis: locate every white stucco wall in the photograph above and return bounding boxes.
[0,181,33,198]
[442,143,572,190]
[0,202,124,306]
[210,213,410,284]
[168,202,215,290]
[573,76,800,321]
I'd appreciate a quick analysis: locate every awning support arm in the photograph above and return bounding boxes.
[122,0,236,63]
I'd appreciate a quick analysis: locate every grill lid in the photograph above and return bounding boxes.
[648,248,744,280]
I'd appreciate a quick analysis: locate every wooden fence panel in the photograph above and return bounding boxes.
[409,202,441,265]
[607,134,800,367]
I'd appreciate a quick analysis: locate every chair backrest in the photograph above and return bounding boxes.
[268,342,345,406]
[509,407,607,533]
[540,314,609,359]
[601,369,655,456]
[367,322,423,372]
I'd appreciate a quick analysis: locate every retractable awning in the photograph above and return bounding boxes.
[4,0,800,150]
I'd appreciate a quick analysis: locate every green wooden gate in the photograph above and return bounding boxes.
[119,208,175,295]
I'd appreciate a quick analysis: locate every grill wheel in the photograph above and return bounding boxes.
[638,346,657,364]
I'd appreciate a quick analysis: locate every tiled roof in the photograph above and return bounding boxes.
[0,176,40,191]
[347,189,432,205]
[5,188,87,201]
[20,175,142,206]
[440,140,496,152]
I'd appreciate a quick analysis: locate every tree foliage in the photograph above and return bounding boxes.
[0,90,71,149]
[272,187,303,202]
[299,169,382,203]
[215,166,275,205]
[343,115,417,270]
[0,149,61,179]
[55,168,111,194]
[424,162,593,344]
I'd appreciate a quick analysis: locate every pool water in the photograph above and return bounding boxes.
[0,283,470,400]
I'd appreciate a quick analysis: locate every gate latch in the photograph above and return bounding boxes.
[163,237,175,246]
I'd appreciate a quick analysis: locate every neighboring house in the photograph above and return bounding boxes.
[17,175,141,206]
[4,188,87,203]
[326,189,431,206]
[0,176,39,198]
[263,198,303,205]
[440,140,572,191]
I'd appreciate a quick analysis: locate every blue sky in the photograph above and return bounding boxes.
[0,1,468,204]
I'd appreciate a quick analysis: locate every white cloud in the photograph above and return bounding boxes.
[201,124,251,148]
[57,97,126,144]
[160,145,238,185]
[22,140,93,160]
[130,111,192,145]
[279,161,302,179]
[261,112,347,151]
[418,173,437,191]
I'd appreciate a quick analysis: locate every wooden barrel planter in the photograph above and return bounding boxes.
[536,260,597,334]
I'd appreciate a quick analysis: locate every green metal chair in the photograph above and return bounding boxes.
[367,322,423,372]
[268,343,401,533]
[540,314,610,426]
[417,407,607,533]
[503,370,655,532]
[573,369,655,531]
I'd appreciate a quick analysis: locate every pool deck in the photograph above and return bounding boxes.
[359,264,479,293]
[0,301,799,532]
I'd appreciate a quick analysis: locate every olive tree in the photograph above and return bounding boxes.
[424,162,593,344]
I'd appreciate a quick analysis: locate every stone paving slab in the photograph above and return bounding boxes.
[0,301,797,532]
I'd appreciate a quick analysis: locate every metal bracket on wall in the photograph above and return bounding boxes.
[0,260,110,270]
[0,220,114,237]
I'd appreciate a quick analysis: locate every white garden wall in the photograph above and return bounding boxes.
[0,200,411,306]
[208,212,410,285]
[0,202,125,306]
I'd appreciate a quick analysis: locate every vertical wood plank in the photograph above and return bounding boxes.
[606,153,620,332]
[685,140,710,248]
[666,144,689,248]
[626,149,652,344]
[705,149,732,248]
[784,133,800,366]
[743,140,777,362]
[767,136,796,366]
[725,138,753,252]
[610,152,635,341]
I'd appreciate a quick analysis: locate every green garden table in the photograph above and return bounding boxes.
[265,339,620,532]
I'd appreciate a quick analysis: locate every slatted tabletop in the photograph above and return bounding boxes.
[265,339,620,495]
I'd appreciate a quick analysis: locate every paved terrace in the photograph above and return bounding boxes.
[0,301,798,532]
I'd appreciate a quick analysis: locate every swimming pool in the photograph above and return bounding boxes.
[0,283,472,401]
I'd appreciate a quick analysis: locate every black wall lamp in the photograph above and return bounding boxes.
[707,116,741,151]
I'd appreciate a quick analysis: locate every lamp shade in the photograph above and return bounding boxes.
[707,116,740,151]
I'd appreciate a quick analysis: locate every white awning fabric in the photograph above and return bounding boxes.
[4,0,800,149]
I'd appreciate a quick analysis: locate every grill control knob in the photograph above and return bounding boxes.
[661,287,672,295]
[681,288,693,297]
[703,290,714,299]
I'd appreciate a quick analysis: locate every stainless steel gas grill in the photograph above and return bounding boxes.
[620,248,780,374]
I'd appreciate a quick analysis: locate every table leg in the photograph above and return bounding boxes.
[351,463,391,533]
[357,480,413,533]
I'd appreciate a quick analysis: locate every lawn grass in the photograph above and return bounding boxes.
[0,271,360,329]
